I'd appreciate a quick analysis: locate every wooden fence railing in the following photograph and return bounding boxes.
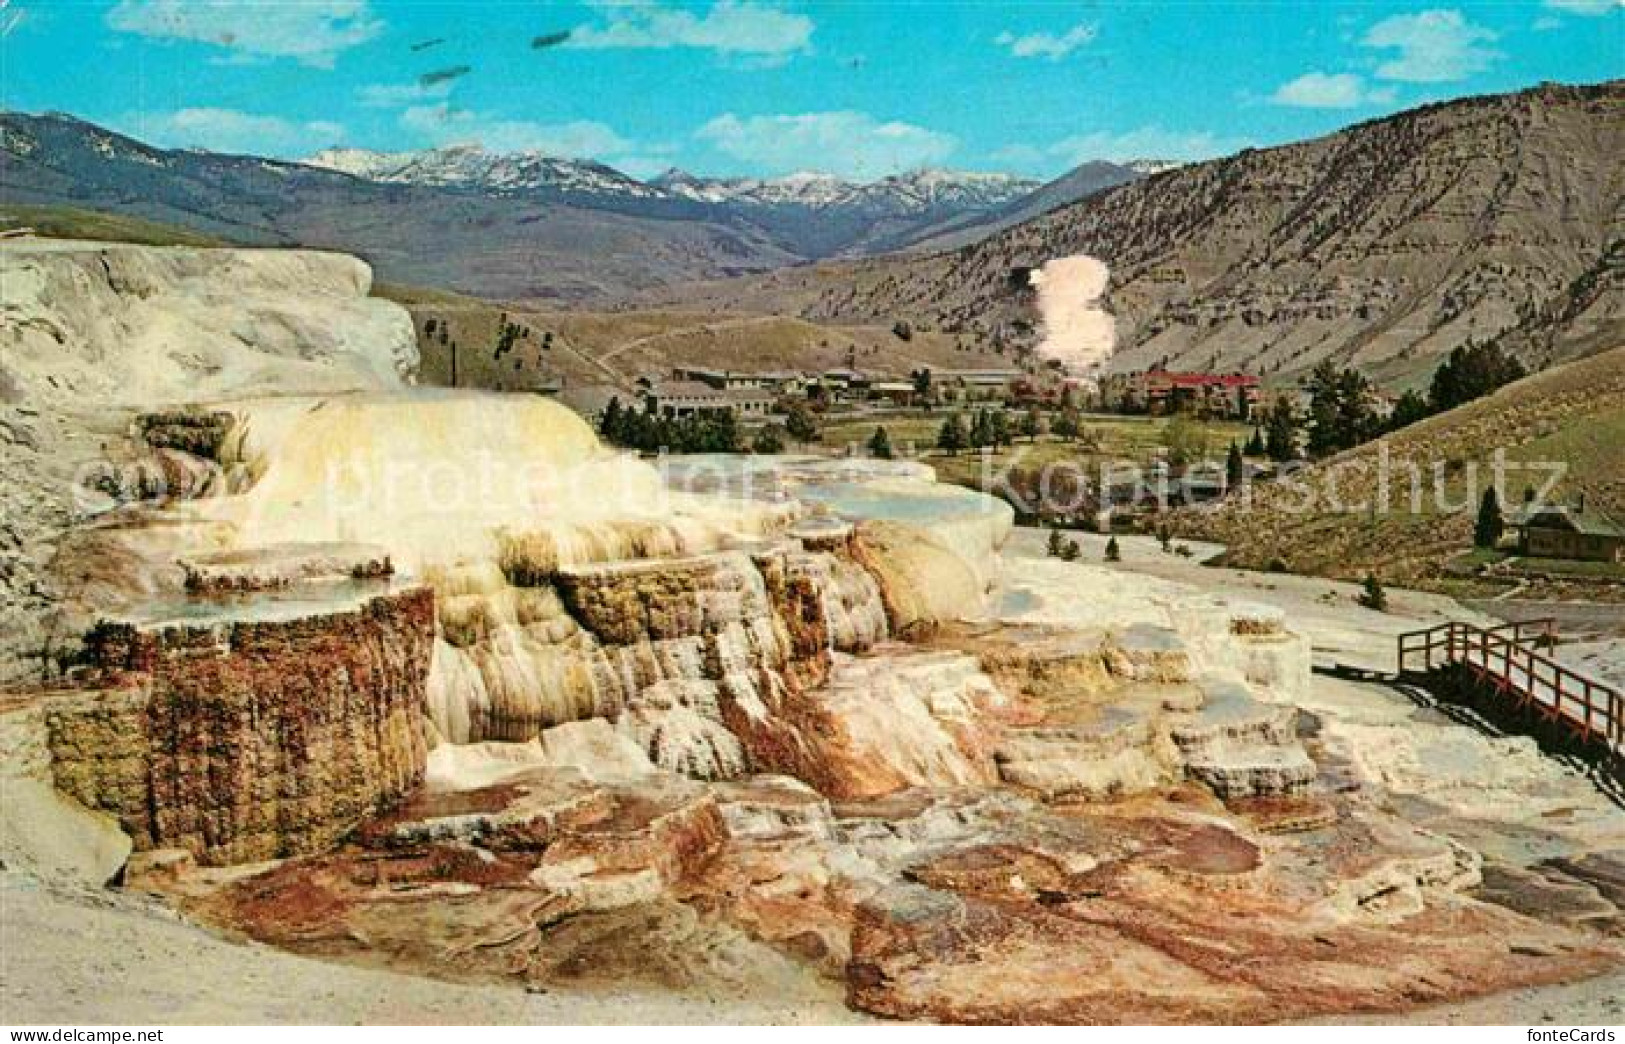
[1398,618,1622,753]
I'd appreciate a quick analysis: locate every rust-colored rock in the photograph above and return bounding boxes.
[45,588,433,865]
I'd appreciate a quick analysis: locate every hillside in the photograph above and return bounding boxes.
[375,283,994,395]
[0,204,228,247]
[898,161,1143,254]
[1168,346,1625,585]
[3,115,1087,300]
[0,113,800,302]
[657,82,1624,385]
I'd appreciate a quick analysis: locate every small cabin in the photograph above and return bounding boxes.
[1511,503,1625,563]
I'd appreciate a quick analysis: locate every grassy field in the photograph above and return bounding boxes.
[1170,346,1625,586]
[0,204,229,247]
[814,410,1252,489]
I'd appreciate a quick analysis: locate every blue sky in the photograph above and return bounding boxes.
[2,1,1619,180]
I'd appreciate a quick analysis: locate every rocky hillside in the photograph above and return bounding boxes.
[672,82,1623,385]
[1169,346,1625,583]
[0,113,800,301]
[3,115,1071,298]
[899,160,1144,253]
[307,145,1045,259]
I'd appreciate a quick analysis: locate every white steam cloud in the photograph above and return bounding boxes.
[1029,255,1116,378]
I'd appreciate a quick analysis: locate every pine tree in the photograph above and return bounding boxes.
[990,410,1011,447]
[1020,407,1042,442]
[1474,488,1504,549]
[1244,426,1265,456]
[1047,528,1065,557]
[1104,536,1121,562]
[1429,342,1527,413]
[1263,398,1298,462]
[1359,572,1388,612]
[1226,441,1244,490]
[1387,388,1430,432]
[752,424,786,455]
[912,367,933,406]
[600,397,624,444]
[970,409,992,449]
[936,414,967,455]
[785,403,819,446]
[868,425,894,460]
[1052,409,1080,442]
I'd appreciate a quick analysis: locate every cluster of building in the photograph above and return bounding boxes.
[559,365,1026,424]
[1099,369,1264,420]
[555,362,1286,433]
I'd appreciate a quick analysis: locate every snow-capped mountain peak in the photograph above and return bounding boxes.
[305,144,663,199]
[649,166,1037,211]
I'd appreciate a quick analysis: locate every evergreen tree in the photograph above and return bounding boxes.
[1263,397,1299,462]
[936,414,967,455]
[1020,407,1043,442]
[1047,528,1065,557]
[990,410,1012,447]
[911,368,933,407]
[1226,441,1245,490]
[1104,536,1121,562]
[868,425,894,460]
[1244,425,1266,456]
[1359,572,1388,612]
[1475,488,1505,549]
[785,403,819,446]
[1429,342,1527,413]
[969,409,993,449]
[600,397,624,444]
[710,410,741,453]
[1060,539,1081,562]
[1305,362,1378,456]
[752,424,786,455]
[1387,388,1431,432]
[1052,409,1081,442]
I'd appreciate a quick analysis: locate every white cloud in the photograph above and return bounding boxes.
[995,126,1250,172]
[1270,71,1397,109]
[105,0,381,68]
[1544,0,1619,13]
[994,22,1097,60]
[120,108,345,156]
[357,82,453,108]
[567,1,813,58]
[696,110,956,179]
[1361,9,1500,83]
[397,102,663,172]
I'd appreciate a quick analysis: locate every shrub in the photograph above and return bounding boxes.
[1358,572,1388,612]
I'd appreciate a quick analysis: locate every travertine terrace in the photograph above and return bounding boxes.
[2,241,1621,1024]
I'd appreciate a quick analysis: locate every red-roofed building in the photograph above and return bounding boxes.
[1104,369,1263,420]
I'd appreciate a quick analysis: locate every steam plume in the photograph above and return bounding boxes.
[1028,255,1116,378]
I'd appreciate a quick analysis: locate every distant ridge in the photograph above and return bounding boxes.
[671,81,1623,385]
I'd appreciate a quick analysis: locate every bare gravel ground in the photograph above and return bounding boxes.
[0,874,861,1026]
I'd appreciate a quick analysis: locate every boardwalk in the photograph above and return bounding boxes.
[1398,619,1623,755]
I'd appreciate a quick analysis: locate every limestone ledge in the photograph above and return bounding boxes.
[44,586,434,865]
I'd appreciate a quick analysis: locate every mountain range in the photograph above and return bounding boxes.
[0,113,1144,299]
[5,81,1620,387]
[664,81,1623,384]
